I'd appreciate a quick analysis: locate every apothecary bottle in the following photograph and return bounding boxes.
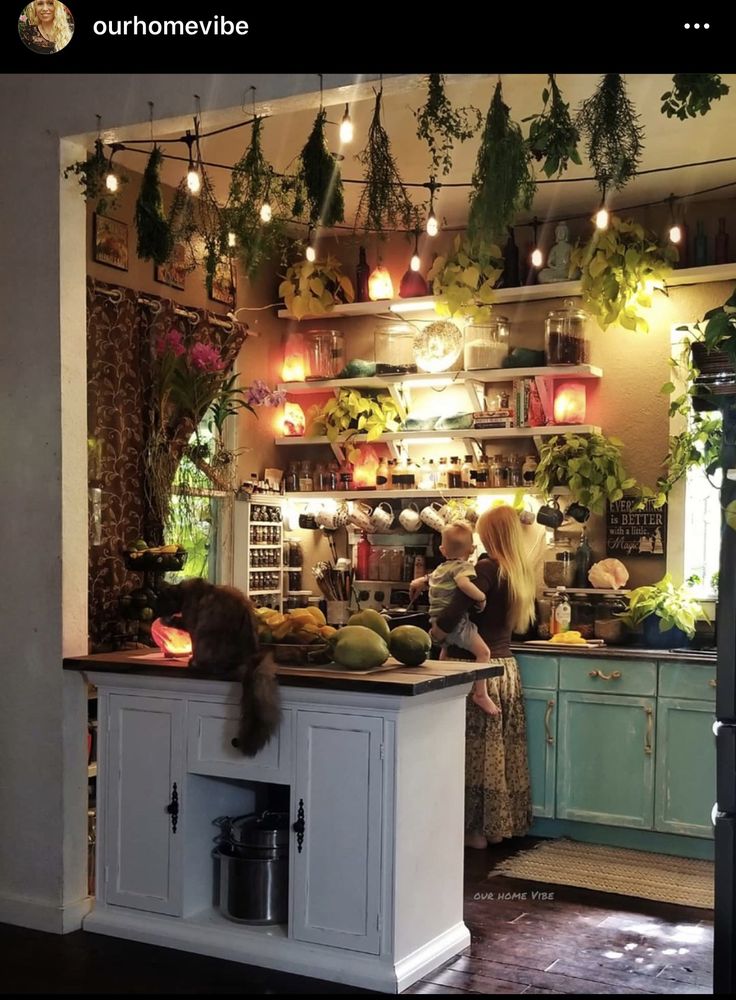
[545,300,589,365]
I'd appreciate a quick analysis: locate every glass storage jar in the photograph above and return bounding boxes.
[594,594,629,644]
[544,299,590,366]
[569,594,596,639]
[373,323,417,375]
[543,537,576,588]
[305,330,345,379]
[463,318,510,371]
[536,592,554,639]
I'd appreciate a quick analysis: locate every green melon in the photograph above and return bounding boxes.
[389,625,432,666]
[332,625,389,670]
[347,609,391,644]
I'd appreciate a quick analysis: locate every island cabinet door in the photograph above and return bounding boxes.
[524,690,557,818]
[556,692,655,828]
[655,698,716,838]
[291,710,384,954]
[104,694,186,915]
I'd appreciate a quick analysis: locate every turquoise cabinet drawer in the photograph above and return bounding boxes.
[659,661,716,702]
[559,657,656,696]
[517,654,558,691]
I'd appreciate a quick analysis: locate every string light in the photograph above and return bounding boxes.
[260,200,273,223]
[595,183,609,230]
[426,178,439,237]
[104,143,121,193]
[530,216,543,268]
[410,231,421,271]
[227,231,237,248]
[339,104,354,144]
[185,130,200,194]
[667,193,682,243]
[305,226,316,262]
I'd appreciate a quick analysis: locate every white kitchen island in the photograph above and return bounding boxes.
[65,651,502,993]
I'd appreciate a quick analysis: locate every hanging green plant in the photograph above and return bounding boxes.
[661,74,730,119]
[63,138,126,214]
[524,74,582,178]
[308,388,401,461]
[533,432,639,514]
[570,216,677,333]
[576,74,644,192]
[278,254,354,320]
[427,235,504,324]
[298,108,345,228]
[468,80,536,244]
[414,73,481,178]
[356,89,419,235]
[135,146,171,265]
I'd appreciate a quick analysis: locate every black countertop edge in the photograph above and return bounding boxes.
[510,643,716,664]
[63,657,504,696]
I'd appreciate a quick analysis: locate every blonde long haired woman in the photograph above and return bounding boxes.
[433,506,536,848]
[19,0,73,54]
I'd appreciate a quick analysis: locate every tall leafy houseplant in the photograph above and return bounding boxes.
[570,216,677,333]
[533,432,639,514]
[576,73,645,192]
[309,389,401,462]
[279,255,354,320]
[414,73,481,177]
[427,235,504,324]
[469,80,536,244]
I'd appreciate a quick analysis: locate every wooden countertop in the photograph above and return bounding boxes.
[63,650,504,696]
[510,643,716,664]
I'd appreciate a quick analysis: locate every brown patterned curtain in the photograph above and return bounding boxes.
[87,277,247,650]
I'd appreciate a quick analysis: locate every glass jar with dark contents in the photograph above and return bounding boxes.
[545,299,590,366]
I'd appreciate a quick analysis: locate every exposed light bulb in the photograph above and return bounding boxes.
[105,172,118,193]
[669,224,682,244]
[339,105,354,144]
[227,230,237,248]
[595,207,609,230]
[306,244,316,263]
[426,210,439,237]
[531,247,543,268]
[186,168,201,194]
[260,200,272,223]
[410,253,421,272]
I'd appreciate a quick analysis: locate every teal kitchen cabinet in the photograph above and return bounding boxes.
[518,655,558,819]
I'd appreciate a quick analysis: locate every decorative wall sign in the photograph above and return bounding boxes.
[93,214,128,271]
[606,497,667,557]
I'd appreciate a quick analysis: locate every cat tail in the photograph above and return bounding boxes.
[237,652,281,757]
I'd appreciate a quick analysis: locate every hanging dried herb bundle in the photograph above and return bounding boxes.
[356,89,419,235]
[299,108,344,227]
[524,74,582,177]
[135,146,171,265]
[468,81,536,245]
[414,73,481,177]
[577,73,645,192]
[63,138,126,214]
[167,181,199,274]
[661,74,730,119]
[226,117,287,278]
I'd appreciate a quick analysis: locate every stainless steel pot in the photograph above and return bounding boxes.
[213,812,289,925]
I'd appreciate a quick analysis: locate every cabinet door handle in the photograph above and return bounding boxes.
[544,700,555,745]
[588,669,622,681]
[165,782,179,834]
[644,708,653,755]
[292,798,305,854]
[709,678,717,688]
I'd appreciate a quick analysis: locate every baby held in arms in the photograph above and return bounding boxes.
[410,521,498,715]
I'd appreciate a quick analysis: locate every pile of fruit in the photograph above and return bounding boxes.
[331,610,431,670]
[255,605,337,645]
[549,630,588,645]
[125,539,187,570]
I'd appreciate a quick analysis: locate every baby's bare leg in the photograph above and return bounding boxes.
[467,633,500,716]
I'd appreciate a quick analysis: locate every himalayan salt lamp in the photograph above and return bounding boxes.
[281,332,307,382]
[352,445,380,489]
[282,401,306,437]
[399,267,429,298]
[553,381,586,425]
[368,263,394,301]
[151,617,192,657]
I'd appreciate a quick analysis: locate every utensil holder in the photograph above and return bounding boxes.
[326,600,350,626]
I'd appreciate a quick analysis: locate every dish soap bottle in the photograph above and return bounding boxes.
[551,587,572,636]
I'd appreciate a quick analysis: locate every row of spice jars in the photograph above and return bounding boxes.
[250,525,280,545]
[249,572,281,592]
[250,504,282,523]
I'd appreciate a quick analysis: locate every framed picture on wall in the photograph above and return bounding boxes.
[154,245,187,291]
[210,259,236,307]
[93,214,128,271]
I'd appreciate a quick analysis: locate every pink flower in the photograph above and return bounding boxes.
[156,328,186,358]
[19,14,27,21]
[190,342,225,372]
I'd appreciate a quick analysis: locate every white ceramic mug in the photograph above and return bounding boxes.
[369,502,395,532]
[316,504,349,531]
[348,501,373,532]
[398,503,421,532]
[420,501,447,532]
[438,503,454,523]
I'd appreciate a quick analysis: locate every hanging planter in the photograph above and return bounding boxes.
[135,146,171,265]
[356,89,418,236]
[299,108,345,228]
[576,74,644,192]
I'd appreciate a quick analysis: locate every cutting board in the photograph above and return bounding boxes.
[523,639,606,650]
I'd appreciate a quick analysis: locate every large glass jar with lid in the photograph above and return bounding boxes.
[304,330,345,379]
[543,536,576,588]
[544,299,590,365]
[594,594,629,643]
[463,318,510,371]
[373,323,416,375]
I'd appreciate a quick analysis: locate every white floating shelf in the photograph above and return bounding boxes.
[278,364,602,395]
[284,487,564,502]
[276,425,601,446]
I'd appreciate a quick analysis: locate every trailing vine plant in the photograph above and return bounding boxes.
[63,138,126,215]
[427,235,504,324]
[308,388,401,462]
[468,80,536,244]
[414,73,481,177]
[356,89,419,235]
[524,74,582,177]
[661,74,730,119]
[577,73,645,192]
[135,146,171,265]
[279,254,354,320]
[299,108,345,227]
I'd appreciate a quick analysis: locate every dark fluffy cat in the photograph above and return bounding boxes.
[156,579,280,757]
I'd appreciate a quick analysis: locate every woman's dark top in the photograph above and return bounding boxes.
[19,24,56,53]
[435,556,512,658]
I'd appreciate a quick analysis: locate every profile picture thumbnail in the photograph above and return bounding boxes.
[19,1,74,54]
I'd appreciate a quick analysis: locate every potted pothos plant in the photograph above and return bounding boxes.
[570,215,678,333]
[279,255,354,320]
[308,388,401,462]
[533,432,640,515]
[427,235,504,324]
[618,575,707,649]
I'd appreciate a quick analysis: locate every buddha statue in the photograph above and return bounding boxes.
[538,222,579,283]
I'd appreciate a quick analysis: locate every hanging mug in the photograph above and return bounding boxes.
[536,498,564,528]
[438,503,454,523]
[398,503,422,532]
[369,502,395,532]
[566,501,591,523]
[420,501,447,532]
[316,503,350,531]
[348,501,373,532]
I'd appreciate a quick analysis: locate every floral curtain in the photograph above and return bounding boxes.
[86,277,247,650]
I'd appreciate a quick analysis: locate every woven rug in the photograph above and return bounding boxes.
[489,839,714,909]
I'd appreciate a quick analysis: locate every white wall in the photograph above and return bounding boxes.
[0,73,375,932]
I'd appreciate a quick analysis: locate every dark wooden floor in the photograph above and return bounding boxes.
[1,838,713,995]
